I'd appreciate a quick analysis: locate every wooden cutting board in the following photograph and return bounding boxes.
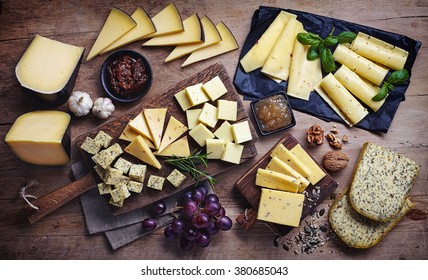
[75,63,258,215]
[235,133,337,236]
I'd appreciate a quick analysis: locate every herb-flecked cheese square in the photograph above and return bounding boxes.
[80,137,101,155]
[114,157,132,174]
[116,184,131,199]
[110,188,123,202]
[147,175,165,191]
[109,197,124,207]
[127,180,144,193]
[129,164,147,183]
[103,167,123,185]
[97,182,112,195]
[94,130,113,148]
[93,164,105,179]
[92,151,115,169]
[167,169,186,188]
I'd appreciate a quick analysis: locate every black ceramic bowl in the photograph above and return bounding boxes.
[100,50,152,103]
[250,91,296,136]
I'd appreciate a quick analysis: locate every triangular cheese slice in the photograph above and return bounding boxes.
[100,7,156,55]
[125,136,161,169]
[143,14,203,46]
[156,136,190,157]
[182,21,238,67]
[86,8,136,61]
[119,124,155,149]
[142,3,183,39]
[128,112,154,141]
[165,16,221,62]
[144,108,168,150]
[158,116,188,153]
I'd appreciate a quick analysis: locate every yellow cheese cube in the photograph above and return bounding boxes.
[174,89,193,111]
[80,137,101,155]
[213,121,234,142]
[206,138,226,159]
[255,168,300,193]
[202,76,227,101]
[266,156,310,192]
[217,99,237,121]
[221,141,243,164]
[231,121,252,144]
[198,102,218,128]
[185,108,202,129]
[257,188,304,227]
[185,83,209,106]
[189,123,215,147]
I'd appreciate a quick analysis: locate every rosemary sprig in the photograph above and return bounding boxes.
[164,150,217,187]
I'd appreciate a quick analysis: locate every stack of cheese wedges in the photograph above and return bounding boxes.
[255,142,326,227]
[329,142,420,248]
[314,32,409,126]
[86,3,238,67]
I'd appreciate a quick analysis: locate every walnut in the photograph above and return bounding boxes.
[342,135,349,143]
[307,125,324,146]
[323,151,349,171]
[326,133,342,149]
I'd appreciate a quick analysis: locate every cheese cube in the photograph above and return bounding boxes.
[175,89,193,111]
[189,123,215,147]
[127,180,144,193]
[147,175,165,191]
[217,99,237,121]
[221,141,243,164]
[231,121,252,144]
[255,168,300,193]
[94,130,113,148]
[110,188,123,203]
[257,188,304,227]
[186,108,202,129]
[97,183,112,195]
[198,102,218,128]
[167,169,186,188]
[202,76,227,101]
[185,83,209,106]
[113,157,132,174]
[206,138,226,159]
[117,184,131,199]
[92,143,123,169]
[129,164,147,183]
[116,175,130,186]
[109,197,124,207]
[213,121,234,142]
[103,167,123,185]
[80,137,101,155]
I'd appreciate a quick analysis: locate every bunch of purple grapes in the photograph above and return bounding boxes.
[164,186,233,250]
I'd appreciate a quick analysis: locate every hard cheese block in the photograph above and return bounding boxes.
[15,35,84,94]
[257,188,304,227]
[5,110,71,165]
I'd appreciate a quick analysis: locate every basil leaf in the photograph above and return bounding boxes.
[297,32,322,46]
[372,83,389,101]
[387,69,409,85]
[320,47,336,73]
[324,36,338,46]
[307,45,319,60]
[335,31,357,43]
[387,83,395,91]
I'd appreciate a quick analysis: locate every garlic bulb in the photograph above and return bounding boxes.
[68,91,93,117]
[92,97,115,119]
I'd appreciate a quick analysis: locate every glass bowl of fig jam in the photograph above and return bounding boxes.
[250,91,296,136]
[100,50,152,103]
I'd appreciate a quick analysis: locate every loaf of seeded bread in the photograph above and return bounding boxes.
[348,142,420,222]
[329,187,414,248]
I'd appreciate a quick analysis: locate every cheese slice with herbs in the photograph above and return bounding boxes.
[155,136,190,157]
[158,116,188,153]
[266,156,310,192]
[270,143,312,180]
[144,108,168,150]
[290,144,326,187]
[125,135,161,169]
[86,8,136,61]
[128,112,153,141]
[141,3,183,39]
[119,124,155,149]
[255,168,300,193]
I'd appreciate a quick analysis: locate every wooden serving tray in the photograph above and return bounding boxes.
[235,133,337,236]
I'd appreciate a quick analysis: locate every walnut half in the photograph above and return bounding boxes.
[307,125,324,145]
[323,151,349,171]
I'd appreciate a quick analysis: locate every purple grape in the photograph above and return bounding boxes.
[191,212,210,229]
[216,215,232,231]
[216,206,226,218]
[195,233,211,248]
[183,227,198,241]
[205,193,219,204]
[142,218,157,231]
[151,200,167,216]
[180,236,194,251]
[198,187,208,198]
[191,189,205,203]
[182,200,198,217]
[181,191,192,203]
[205,221,219,235]
[171,218,185,233]
[203,201,221,216]
[164,225,177,240]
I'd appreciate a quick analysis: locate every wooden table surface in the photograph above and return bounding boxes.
[0,0,427,260]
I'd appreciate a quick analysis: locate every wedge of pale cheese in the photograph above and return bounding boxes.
[128,112,153,141]
[119,124,155,149]
[141,3,183,39]
[125,135,161,169]
[87,8,136,61]
[158,116,188,153]
[155,136,190,157]
[144,108,168,150]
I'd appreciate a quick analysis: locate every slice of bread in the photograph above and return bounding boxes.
[329,187,414,248]
[349,142,420,222]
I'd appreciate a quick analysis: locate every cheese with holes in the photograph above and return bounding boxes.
[158,116,188,153]
[189,123,215,147]
[202,76,227,101]
[125,135,161,169]
[87,8,136,61]
[142,3,183,38]
[100,7,155,54]
[143,108,168,150]
[182,21,238,67]
[143,13,203,46]
[165,16,221,62]
[290,144,325,187]
[155,136,190,157]
[5,110,71,166]
[15,35,84,94]
[256,168,300,193]
[266,156,310,192]
[221,141,243,164]
[257,188,304,227]
[198,102,218,128]
[185,83,209,106]
[271,143,312,180]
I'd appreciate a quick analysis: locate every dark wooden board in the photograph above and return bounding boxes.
[75,63,258,215]
[235,133,337,236]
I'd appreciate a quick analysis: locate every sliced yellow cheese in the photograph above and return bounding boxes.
[188,123,214,147]
[270,143,312,180]
[198,102,218,128]
[261,18,304,81]
[182,21,238,67]
[86,8,136,61]
[128,112,153,141]
[158,116,188,153]
[202,75,227,101]
[319,73,369,125]
[332,44,389,86]
[290,144,326,186]
[100,7,156,54]
[257,188,304,227]
[165,16,221,62]
[255,168,300,193]
[143,108,168,150]
[206,138,226,159]
[143,13,203,46]
[239,11,296,73]
[142,3,183,39]
[125,135,161,169]
[185,108,202,129]
[350,32,408,70]
[119,124,155,149]
[220,141,244,164]
[266,156,310,192]
[155,136,190,157]
[185,83,209,106]
[334,65,384,112]
[174,89,193,111]
[5,110,70,166]
[213,120,234,142]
